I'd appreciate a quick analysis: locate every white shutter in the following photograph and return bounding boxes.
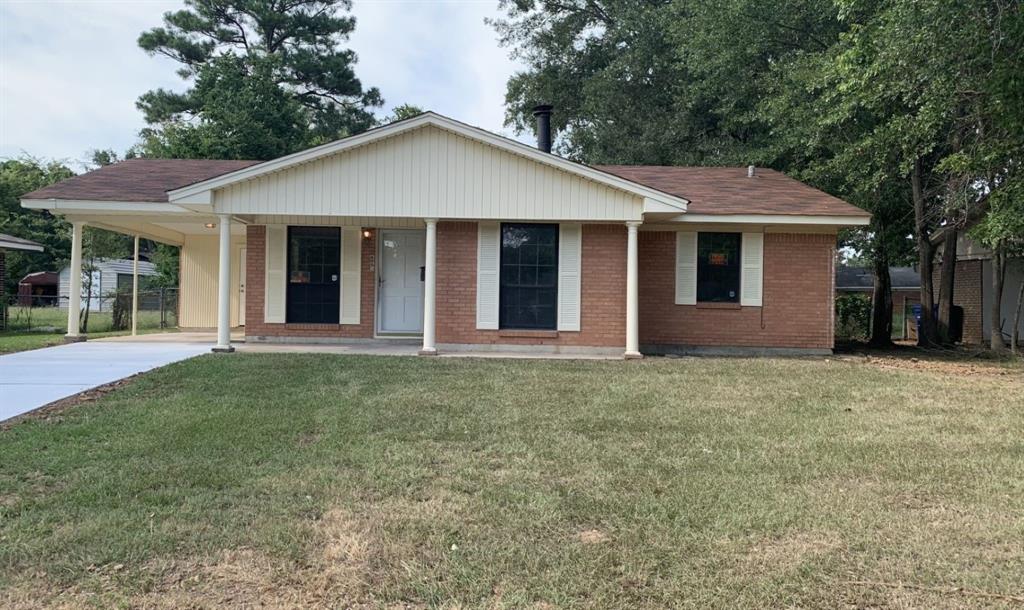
[476,222,500,329]
[264,225,287,323]
[741,232,764,307]
[339,227,361,324]
[675,232,697,305]
[557,223,582,331]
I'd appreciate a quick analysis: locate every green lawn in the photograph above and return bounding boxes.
[0,306,177,354]
[1,354,1022,608]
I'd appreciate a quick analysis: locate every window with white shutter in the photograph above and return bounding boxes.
[339,227,361,324]
[476,222,500,329]
[740,232,764,306]
[674,232,697,305]
[264,225,287,323]
[557,223,582,331]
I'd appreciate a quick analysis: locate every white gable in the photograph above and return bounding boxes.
[171,113,687,222]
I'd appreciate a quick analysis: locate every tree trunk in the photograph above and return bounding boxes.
[990,246,1006,351]
[936,227,958,344]
[912,158,939,347]
[869,255,893,346]
[1011,280,1024,355]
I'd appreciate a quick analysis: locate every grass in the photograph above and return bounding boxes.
[1,354,1022,608]
[0,307,176,354]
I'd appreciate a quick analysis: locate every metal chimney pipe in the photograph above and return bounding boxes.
[532,104,553,153]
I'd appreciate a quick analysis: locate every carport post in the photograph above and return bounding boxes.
[65,220,86,342]
[419,218,438,355]
[624,221,642,359]
[213,214,234,353]
[131,234,139,336]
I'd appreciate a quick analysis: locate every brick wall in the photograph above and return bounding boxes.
[638,232,836,350]
[435,222,626,347]
[242,224,837,351]
[932,258,984,344]
[244,225,376,339]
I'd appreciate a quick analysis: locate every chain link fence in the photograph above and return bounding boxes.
[1,288,178,334]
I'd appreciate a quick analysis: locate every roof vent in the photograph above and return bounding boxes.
[747,165,756,178]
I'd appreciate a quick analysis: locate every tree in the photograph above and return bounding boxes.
[384,104,425,124]
[0,158,75,296]
[137,0,382,160]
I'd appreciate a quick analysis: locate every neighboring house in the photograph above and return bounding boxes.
[0,233,45,330]
[836,265,921,339]
[940,234,1023,345]
[21,111,870,355]
[17,271,59,306]
[58,258,158,312]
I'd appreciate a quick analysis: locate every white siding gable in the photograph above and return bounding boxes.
[214,125,644,221]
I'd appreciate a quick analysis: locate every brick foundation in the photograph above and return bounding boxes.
[638,232,836,350]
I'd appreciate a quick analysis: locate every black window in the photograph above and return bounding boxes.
[500,223,558,330]
[287,227,340,324]
[697,232,741,303]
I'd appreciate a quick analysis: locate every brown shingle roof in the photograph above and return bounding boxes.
[596,165,869,217]
[20,158,261,203]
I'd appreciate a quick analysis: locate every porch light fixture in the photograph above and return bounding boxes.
[205,222,216,229]
[362,229,372,238]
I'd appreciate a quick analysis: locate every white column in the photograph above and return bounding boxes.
[625,221,642,359]
[131,234,140,336]
[420,218,438,355]
[213,214,234,352]
[65,220,86,341]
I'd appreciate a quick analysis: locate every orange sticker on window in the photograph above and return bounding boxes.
[709,253,728,266]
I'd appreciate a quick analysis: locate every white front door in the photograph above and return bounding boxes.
[238,247,246,326]
[378,230,425,334]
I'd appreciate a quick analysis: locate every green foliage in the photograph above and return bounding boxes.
[137,0,382,160]
[384,104,425,124]
[835,292,873,340]
[149,243,180,288]
[0,158,75,295]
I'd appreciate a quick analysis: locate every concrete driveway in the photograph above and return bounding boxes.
[0,338,210,422]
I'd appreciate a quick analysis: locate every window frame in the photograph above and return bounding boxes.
[498,222,560,330]
[696,231,742,304]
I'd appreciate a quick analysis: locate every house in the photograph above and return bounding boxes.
[836,265,921,339]
[17,271,58,307]
[0,233,45,330]
[57,258,158,312]
[20,111,870,356]
[939,234,1023,345]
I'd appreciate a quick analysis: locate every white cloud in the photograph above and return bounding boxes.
[0,0,527,165]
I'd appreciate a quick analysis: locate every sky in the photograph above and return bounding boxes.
[0,0,526,168]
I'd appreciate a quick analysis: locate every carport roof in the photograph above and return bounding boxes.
[20,159,260,203]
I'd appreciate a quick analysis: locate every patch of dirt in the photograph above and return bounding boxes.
[742,531,842,574]
[0,507,390,609]
[0,374,142,431]
[577,529,609,544]
[834,352,1022,378]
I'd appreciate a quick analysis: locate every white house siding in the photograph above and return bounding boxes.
[213,124,643,222]
[178,234,245,329]
[981,257,1024,342]
[59,258,157,312]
